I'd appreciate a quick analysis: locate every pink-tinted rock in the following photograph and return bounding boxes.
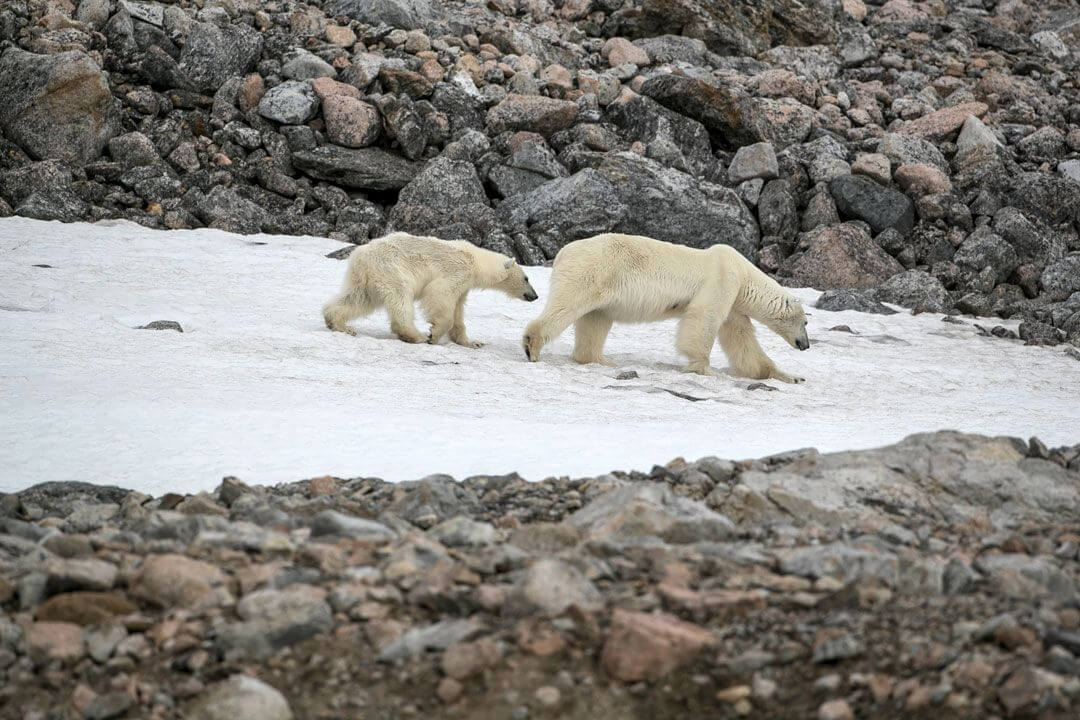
[322,95,381,149]
[238,73,266,112]
[900,102,988,139]
[787,222,904,289]
[25,621,86,665]
[131,554,226,609]
[486,94,578,135]
[894,163,952,196]
[602,38,650,68]
[600,609,714,682]
[310,76,362,101]
[324,25,356,48]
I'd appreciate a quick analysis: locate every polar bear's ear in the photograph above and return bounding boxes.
[503,258,514,270]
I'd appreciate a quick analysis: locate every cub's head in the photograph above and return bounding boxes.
[763,296,810,351]
[499,258,538,302]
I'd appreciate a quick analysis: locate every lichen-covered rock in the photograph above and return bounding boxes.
[0,48,121,164]
[178,21,263,94]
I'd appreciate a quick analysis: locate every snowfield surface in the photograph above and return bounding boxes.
[1,216,1078,495]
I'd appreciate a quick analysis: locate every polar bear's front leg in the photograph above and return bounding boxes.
[718,313,804,382]
[448,293,482,348]
[572,311,614,366]
[676,307,720,376]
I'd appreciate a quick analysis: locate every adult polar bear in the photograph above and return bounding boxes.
[323,232,538,345]
[522,233,810,383]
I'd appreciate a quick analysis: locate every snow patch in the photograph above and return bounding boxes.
[1,217,1077,494]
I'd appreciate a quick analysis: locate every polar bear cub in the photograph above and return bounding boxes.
[323,231,538,345]
[522,233,810,382]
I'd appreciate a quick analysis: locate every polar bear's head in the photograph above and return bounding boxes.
[762,297,810,351]
[498,258,539,302]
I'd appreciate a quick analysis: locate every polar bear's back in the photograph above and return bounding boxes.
[551,233,742,323]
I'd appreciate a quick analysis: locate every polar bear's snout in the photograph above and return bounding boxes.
[796,335,810,351]
[524,287,538,302]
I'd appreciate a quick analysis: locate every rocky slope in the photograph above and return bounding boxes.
[2,431,1080,719]
[2,0,1080,347]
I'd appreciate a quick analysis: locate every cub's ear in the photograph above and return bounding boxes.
[503,258,514,269]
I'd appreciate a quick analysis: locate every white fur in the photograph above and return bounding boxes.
[522,233,809,382]
[323,232,537,346]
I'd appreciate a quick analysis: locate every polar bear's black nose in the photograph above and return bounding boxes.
[796,337,809,350]
[524,290,538,301]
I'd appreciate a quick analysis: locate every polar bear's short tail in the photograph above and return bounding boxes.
[322,262,379,334]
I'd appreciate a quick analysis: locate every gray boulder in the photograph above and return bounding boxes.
[954,228,1020,285]
[830,174,916,235]
[1041,254,1080,301]
[388,157,487,233]
[605,92,712,178]
[599,152,760,258]
[258,81,319,125]
[178,21,263,94]
[291,146,420,190]
[324,0,445,31]
[0,48,121,164]
[786,223,904,290]
[876,270,951,313]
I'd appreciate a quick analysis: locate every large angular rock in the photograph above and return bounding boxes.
[24,622,85,665]
[618,0,837,57]
[291,146,420,190]
[179,21,263,94]
[953,228,1019,285]
[194,186,268,235]
[787,223,904,289]
[486,95,579,135]
[323,96,381,149]
[605,92,712,177]
[598,153,760,258]
[0,161,88,222]
[569,483,734,544]
[0,48,121,164]
[601,609,714,682]
[388,157,487,233]
[640,74,757,147]
[499,169,627,252]
[899,102,989,139]
[324,0,445,31]
[734,431,1080,529]
[1040,254,1080,302]
[875,270,950,312]
[830,175,916,235]
[258,81,320,125]
[130,554,226,609]
[1010,172,1080,227]
[509,559,604,616]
